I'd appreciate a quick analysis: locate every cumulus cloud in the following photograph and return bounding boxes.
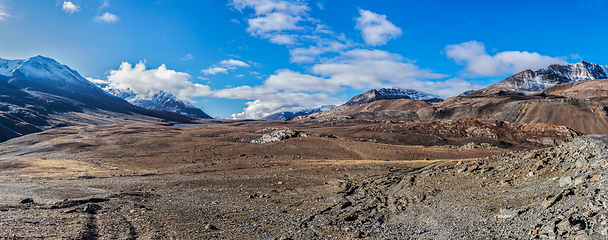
[62,1,80,14]
[231,0,309,35]
[104,61,212,100]
[95,12,119,23]
[230,92,342,119]
[355,9,402,46]
[445,41,568,77]
[201,59,250,74]
[230,0,351,62]
[0,5,10,21]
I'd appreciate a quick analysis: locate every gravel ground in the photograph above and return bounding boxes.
[1,130,608,239]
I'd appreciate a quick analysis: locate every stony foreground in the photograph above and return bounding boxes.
[0,124,607,239]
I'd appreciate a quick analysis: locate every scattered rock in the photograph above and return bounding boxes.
[559,176,572,187]
[591,174,600,182]
[63,209,78,214]
[541,223,556,235]
[19,198,33,204]
[83,203,102,214]
[542,189,573,210]
[573,177,585,186]
[205,224,218,230]
[496,208,520,219]
[467,165,478,172]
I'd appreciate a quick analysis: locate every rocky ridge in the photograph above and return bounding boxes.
[476,61,608,95]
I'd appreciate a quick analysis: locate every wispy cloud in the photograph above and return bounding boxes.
[201,59,251,75]
[62,1,81,14]
[445,41,568,77]
[0,5,10,21]
[99,1,110,10]
[180,54,194,61]
[230,19,240,24]
[94,12,119,23]
[201,67,228,75]
[355,9,402,46]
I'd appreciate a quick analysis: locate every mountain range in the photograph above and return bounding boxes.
[103,88,212,119]
[1,55,607,142]
[261,105,336,121]
[308,61,608,134]
[0,55,194,142]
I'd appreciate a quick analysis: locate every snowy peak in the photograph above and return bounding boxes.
[0,59,24,77]
[488,61,608,94]
[102,87,212,119]
[376,88,443,102]
[345,88,443,106]
[261,105,336,121]
[0,55,99,91]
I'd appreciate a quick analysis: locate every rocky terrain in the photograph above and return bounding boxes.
[309,65,608,135]
[0,116,600,239]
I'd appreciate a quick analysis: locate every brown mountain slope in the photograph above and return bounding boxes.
[305,79,608,134]
[309,98,431,120]
[424,80,608,134]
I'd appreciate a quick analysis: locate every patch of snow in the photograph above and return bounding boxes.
[377,88,443,102]
[0,58,24,77]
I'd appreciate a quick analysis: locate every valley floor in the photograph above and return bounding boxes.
[0,121,605,239]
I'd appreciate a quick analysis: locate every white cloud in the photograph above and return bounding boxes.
[95,12,119,23]
[312,49,447,90]
[201,67,228,75]
[86,77,109,85]
[355,9,402,46]
[247,12,303,35]
[231,19,240,24]
[235,74,245,77]
[230,0,353,63]
[0,5,10,21]
[231,0,310,36]
[220,59,250,68]
[268,34,297,45]
[289,38,350,63]
[180,54,194,61]
[445,41,568,77]
[201,59,250,74]
[264,69,342,93]
[105,61,212,100]
[230,92,342,119]
[62,1,81,14]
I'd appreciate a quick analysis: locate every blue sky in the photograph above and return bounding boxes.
[0,0,606,119]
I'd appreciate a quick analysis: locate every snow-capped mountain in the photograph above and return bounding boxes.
[485,61,608,94]
[261,105,335,121]
[345,88,443,106]
[0,55,194,142]
[3,55,101,92]
[104,88,212,119]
